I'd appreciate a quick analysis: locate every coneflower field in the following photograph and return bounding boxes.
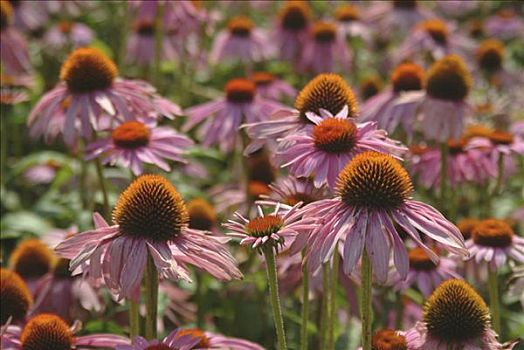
[1,1,524,350]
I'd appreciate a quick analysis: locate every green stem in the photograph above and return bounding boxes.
[328,254,339,350]
[128,299,140,338]
[487,268,501,335]
[94,158,110,219]
[493,155,505,196]
[196,273,204,329]
[154,2,165,88]
[360,251,373,350]
[144,253,158,340]
[0,104,10,187]
[440,142,449,216]
[301,260,310,350]
[263,246,287,350]
[320,263,331,350]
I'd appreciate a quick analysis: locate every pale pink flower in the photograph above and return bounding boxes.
[485,9,524,41]
[364,0,435,35]
[43,21,94,50]
[251,72,296,101]
[272,1,311,62]
[126,19,177,65]
[1,1,31,75]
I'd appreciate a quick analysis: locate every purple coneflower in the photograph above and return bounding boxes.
[365,0,435,35]
[43,21,93,50]
[56,174,242,300]
[334,4,371,42]
[9,239,54,294]
[210,16,269,64]
[474,39,520,89]
[5,0,47,32]
[117,328,264,350]
[359,75,383,102]
[361,62,425,138]
[404,279,517,350]
[0,74,32,105]
[435,0,478,18]
[299,20,351,74]
[485,9,524,41]
[273,1,311,62]
[358,329,408,350]
[257,176,329,210]
[0,269,32,325]
[277,105,407,189]
[0,1,31,75]
[243,73,358,155]
[86,120,193,176]
[251,71,296,101]
[126,19,177,65]
[28,47,182,146]
[1,313,129,349]
[298,151,467,281]
[184,78,283,152]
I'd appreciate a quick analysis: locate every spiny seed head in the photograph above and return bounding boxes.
[251,71,275,87]
[408,247,437,271]
[225,78,256,104]
[464,124,493,140]
[60,47,118,93]
[187,198,217,231]
[0,268,33,324]
[456,218,480,240]
[488,130,513,145]
[53,258,72,278]
[371,329,407,350]
[246,215,284,238]
[335,5,360,22]
[360,75,383,100]
[426,55,472,101]
[227,16,254,37]
[472,219,514,248]
[112,174,189,242]
[111,121,151,149]
[58,21,72,34]
[311,21,337,42]
[423,279,490,343]
[284,192,316,207]
[392,0,417,9]
[312,118,358,154]
[21,314,73,350]
[279,1,310,31]
[476,39,505,72]
[247,153,275,185]
[295,74,358,121]
[337,152,413,210]
[10,239,53,279]
[391,62,425,93]
[447,138,466,155]
[248,180,271,198]
[134,19,155,36]
[1,0,13,29]
[418,19,449,44]
[175,329,210,348]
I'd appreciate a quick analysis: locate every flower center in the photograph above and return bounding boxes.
[225,78,256,104]
[145,345,174,350]
[112,174,189,242]
[497,9,515,19]
[1,0,13,30]
[426,55,472,102]
[418,20,448,45]
[337,152,413,210]
[175,329,210,348]
[472,219,513,248]
[248,180,272,199]
[252,72,275,87]
[10,239,53,279]
[464,125,493,140]
[371,329,407,350]
[423,279,490,343]
[409,145,429,156]
[476,39,504,72]
[60,47,118,94]
[408,247,437,271]
[488,131,513,145]
[53,258,73,279]
[279,0,310,31]
[284,192,315,206]
[335,5,360,22]
[392,0,417,9]
[134,20,155,36]
[391,62,425,93]
[295,74,358,121]
[246,215,284,238]
[248,153,276,185]
[456,218,480,240]
[187,198,217,231]
[312,118,358,154]
[447,138,466,155]
[0,269,33,324]
[311,21,337,42]
[21,314,73,350]
[360,76,382,100]
[111,121,151,149]
[227,16,253,37]
[58,20,72,34]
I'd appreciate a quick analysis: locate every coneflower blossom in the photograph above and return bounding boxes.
[28,47,183,146]
[273,0,311,62]
[257,176,329,210]
[299,20,351,74]
[485,9,524,41]
[86,120,193,176]
[365,0,435,35]
[334,4,371,42]
[359,75,383,102]
[297,151,467,282]
[184,78,284,152]
[0,1,31,75]
[357,329,408,350]
[117,328,264,350]
[251,71,296,101]
[0,74,32,105]
[404,279,518,350]
[243,73,358,155]
[465,219,524,271]
[361,62,425,138]
[9,239,54,293]
[0,269,32,325]
[277,105,407,188]
[126,19,177,65]
[1,313,129,349]
[210,16,269,64]
[56,174,242,300]
[43,21,94,50]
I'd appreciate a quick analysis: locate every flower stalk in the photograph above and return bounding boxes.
[94,157,110,219]
[301,259,310,350]
[440,142,449,216]
[263,246,287,350]
[493,155,505,196]
[128,299,140,338]
[144,253,158,340]
[487,268,501,334]
[361,251,373,350]
[328,253,339,350]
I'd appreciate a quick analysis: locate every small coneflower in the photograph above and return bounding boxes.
[0,74,32,105]
[298,151,467,281]
[476,39,505,74]
[358,329,408,350]
[28,47,182,146]
[56,174,242,300]
[210,16,269,64]
[485,9,524,41]
[251,71,296,101]
[435,0,478,18]
[0,0,31,75]
[299,20,351,74]
[85,120,193,176]
[457,218,481,240]
[361,62,425,137]
[184,78,284,152]
[365,0,434,35]
[273,0,311,61]
[394,247,460,297]
[118,328,264,350]
[257,177,329,210]
[0,269,32,324]
[127,20,177,65]
[405,279,517,350]
[277,105,407,188]
[359,75,383,101]
[334,4,370,41]
[9,239,54,292]
[187,198,217,232]
[43,20,93,50]
[243,73,357,155]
